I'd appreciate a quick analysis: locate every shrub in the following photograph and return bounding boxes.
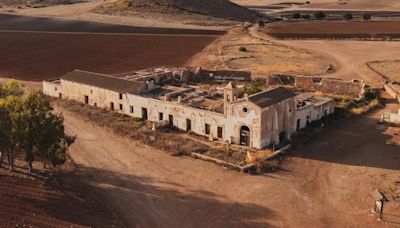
[314,11,326,20]
[292,12,301,19]
[257,19,265,27]
[363,13,371,20]
[239,46,247,52]
[343,12,353,21]
[301,14,311,19]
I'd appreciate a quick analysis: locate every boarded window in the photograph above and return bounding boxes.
[205,124,210,135]
[217,126,223,138]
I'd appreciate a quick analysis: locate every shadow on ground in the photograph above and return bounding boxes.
[289,99,399,171]
[1,164,278,227]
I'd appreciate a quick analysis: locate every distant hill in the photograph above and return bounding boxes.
[94,0,260,22]
[0,0,85,7]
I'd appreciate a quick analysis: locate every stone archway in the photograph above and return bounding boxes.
[240,125,250,146]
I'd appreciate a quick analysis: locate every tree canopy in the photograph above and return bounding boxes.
[0,80,74,172]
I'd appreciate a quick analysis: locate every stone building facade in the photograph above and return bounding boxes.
[44,69,333,149]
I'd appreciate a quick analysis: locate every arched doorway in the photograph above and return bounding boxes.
[240,126,250,146]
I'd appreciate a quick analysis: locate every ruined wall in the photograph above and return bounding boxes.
[294,76,364,98]
[126,94,227,141]
[43,80,61,98]
[206,70,252,81]
[295,100,335,130]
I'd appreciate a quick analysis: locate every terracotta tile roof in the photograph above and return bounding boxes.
[249,86,295,108]
[61,70,146,94]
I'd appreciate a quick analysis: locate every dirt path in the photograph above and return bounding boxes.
[56,95,399,227]
[250,26,400,87]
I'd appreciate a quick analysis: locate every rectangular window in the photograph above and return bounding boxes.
[110,102,114,110]
[205,124,210,135]
[119,93,123,100]
[169,115,173,126]
[84,95,89,104]
[130,106,134,113]
[119,104,123,111]
[159,112,163,121]
[217,126,223,138]
[142,108,148,120]
[186,119,191,131]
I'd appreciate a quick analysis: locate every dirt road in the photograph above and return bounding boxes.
[251,26,400,87]
[58,95,399,227]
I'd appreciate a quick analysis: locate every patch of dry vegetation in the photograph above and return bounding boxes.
[188,27,330,76]
[367,60,400,83]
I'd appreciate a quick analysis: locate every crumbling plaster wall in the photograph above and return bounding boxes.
[295,100,335,130]
[225,100,261,148]
[126,94,228,140]
[295,76,364,98]
[43,81,61,98]
[60,80,126,113]
[259,98,296,148]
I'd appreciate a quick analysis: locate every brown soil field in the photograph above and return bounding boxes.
[0,31,218,81]
[265,21,400,39]
[0,166,125,227]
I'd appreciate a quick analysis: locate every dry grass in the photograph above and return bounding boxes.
[188,27,330,76]
[367,60,400,83]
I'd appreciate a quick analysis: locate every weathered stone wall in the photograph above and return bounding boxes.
[259,98,296,148]
[43,80,61,98]
[295,100,335,130]
[206,70,252,81]
[294,76,365,98]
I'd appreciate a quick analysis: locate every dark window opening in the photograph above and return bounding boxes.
[119,93,123,100]
[130,106,134,113]
[217,126,223,138]
[186,119,191,131]
[159,112,163,121]
[296,119,301,131]
[58,93,62,99]
[84,95,89,104]
[243,107,248,113]
[169,115,174,126]
[142,108,148,120]
[119,104,123,111]
[205,124,210,135]
[240,126,250,146]
[110,102,114,111]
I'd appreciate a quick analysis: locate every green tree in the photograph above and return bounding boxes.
[314,11,326,20]
[343,13,353,21]
[0,80,24,97]
[363,13,371,20]
[292,12,301,19]
[19,92,75,172]
[0,105,11,167]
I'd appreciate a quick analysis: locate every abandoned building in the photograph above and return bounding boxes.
[43,67,334,149]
